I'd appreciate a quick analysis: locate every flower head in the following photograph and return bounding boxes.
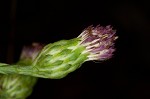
[29,25,118,79]
[0,25,118,79]
[78,25,118,61]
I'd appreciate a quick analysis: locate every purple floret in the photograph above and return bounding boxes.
[78,25,118,61]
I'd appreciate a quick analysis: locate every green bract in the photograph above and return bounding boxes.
[32,38,89,79]
[0,74,37,99]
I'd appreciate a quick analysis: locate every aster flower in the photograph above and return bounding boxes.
[0,25,118,79]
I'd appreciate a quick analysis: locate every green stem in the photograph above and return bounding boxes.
[0,63,33,76]
[0,63,49,78]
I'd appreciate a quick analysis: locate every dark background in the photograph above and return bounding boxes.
[0,0,150,99]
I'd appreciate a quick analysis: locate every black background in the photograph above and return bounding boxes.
[0,0,150,99]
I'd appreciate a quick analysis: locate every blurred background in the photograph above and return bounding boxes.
[0,0,150,99]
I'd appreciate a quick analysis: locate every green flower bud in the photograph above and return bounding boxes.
[32,38,89,79]
[0,43,43,99]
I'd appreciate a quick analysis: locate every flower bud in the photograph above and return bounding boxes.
[0,43,44,99]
